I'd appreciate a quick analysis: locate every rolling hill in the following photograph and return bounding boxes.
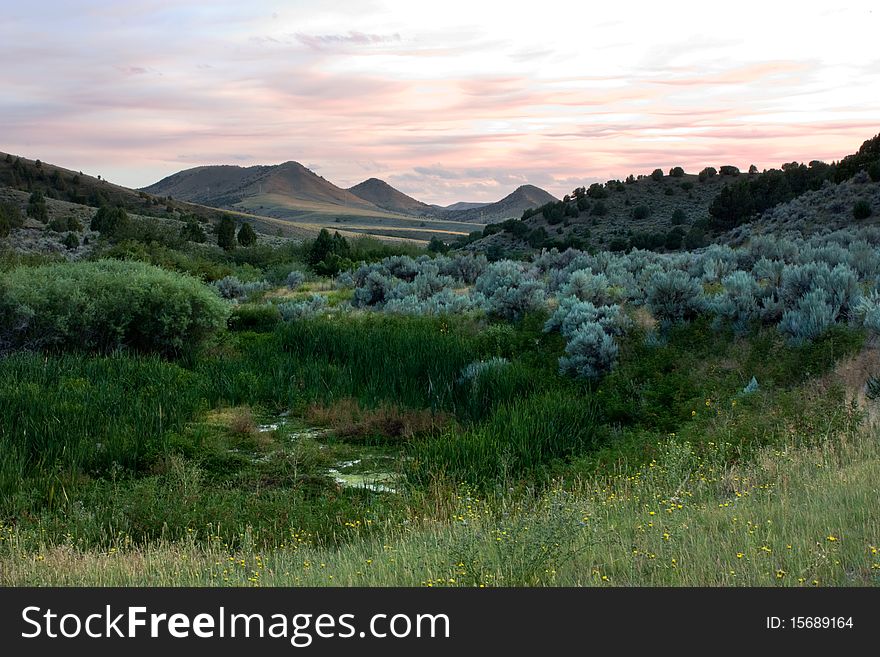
[347,178,437,216]
[143,161,382,214]
[443,184,558,223]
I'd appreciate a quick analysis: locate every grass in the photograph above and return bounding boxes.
[2,399,876,586]
[0,300,874,585]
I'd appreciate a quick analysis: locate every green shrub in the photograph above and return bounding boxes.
[61,232,80,250]
[0,203,24,236]
[671,208,687,225]
[237,222,257,246]
[90,206,130,237]
[48,215,82,233]
[632,205,651,220]
[853,200,872,220]
[27,191,48,222]
[0,260,229,357]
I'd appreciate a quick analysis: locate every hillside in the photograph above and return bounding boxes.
[466,170,734,255]
[0,151,240,225]
[347,178,436,216]
[724,174,880,246]
[144,161,381,213]
[444,184,558,224]
[443,201,490,212]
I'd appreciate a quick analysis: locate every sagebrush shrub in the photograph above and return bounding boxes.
[474,261,545,321]
[212,276,269,301]
[558,322,619,379]
[279,294,328,321]
[0,260,228,357]
[647,270,706,324]
[778,289,837,344]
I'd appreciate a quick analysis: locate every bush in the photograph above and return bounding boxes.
[651,169,663,181]
[237,222,257,246]
[0,260,228,357]
[853,200,873,220]
[474,261,545,321]
[180,219,207,243]
[558,322,618,379]
[671,208,687,225]
[560,270,614,306]
[647,270,706,324]
[698,167,717,182]
[26,191,48,222]
[0,203,23,237]
[590,201,608,217]
[61,232,80,250]
[719,165,740,176]
[90,206,130,237]
[632,205,651,220]
[286,270,306,290]
[212,275,269,301]
[48,215,82,233]
[279,294,328,321]
[664,227,685,250]
[778,289,836,345]
[669,167,685,178]
[587,183,608,199]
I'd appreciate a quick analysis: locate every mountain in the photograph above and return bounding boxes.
[347,178,435,216]
[444,184,558,224]
[444,201,490,212]
[143,161,382,215]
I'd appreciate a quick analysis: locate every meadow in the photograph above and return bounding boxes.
[0,222,878,586]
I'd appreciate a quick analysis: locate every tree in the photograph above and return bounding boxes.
[237,222,257,246]
[27,190,48,222]
[90,206,130,237]
[698,167,717,182]
[651,168,664,181]
[180,218,207,243]
[749,164,759,175]
[0,202,23,237]
[427,236,448,253]
[216,216,236,251]
[669,166,685,177]
[308,228,351,274]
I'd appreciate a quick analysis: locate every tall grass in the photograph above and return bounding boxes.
[0,353,203,512]
[410,392,602,487]
[4,411,876,586]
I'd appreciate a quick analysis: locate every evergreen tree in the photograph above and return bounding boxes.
[237,222,257,246]
[216,216,236,251]
[27,190,48,222]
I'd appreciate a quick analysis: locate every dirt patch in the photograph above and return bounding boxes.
[821,347,880,427]
[305,397,453,442]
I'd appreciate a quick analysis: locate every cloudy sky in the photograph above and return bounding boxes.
[2,1,878,204]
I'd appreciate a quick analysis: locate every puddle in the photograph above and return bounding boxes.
[328,457,401,494]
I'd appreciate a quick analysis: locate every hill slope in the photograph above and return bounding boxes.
[444,184,558,224]
[144,161,380,213]
[347,178,436,216]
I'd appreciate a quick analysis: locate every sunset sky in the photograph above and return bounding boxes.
[2,1,878,205]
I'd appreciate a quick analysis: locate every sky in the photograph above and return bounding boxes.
[1,1,878,205]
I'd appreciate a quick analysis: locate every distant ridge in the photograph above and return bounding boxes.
[443,184,558,223]
[143,161,380,212]
[444,201,490,212]
[347,178,436,216]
